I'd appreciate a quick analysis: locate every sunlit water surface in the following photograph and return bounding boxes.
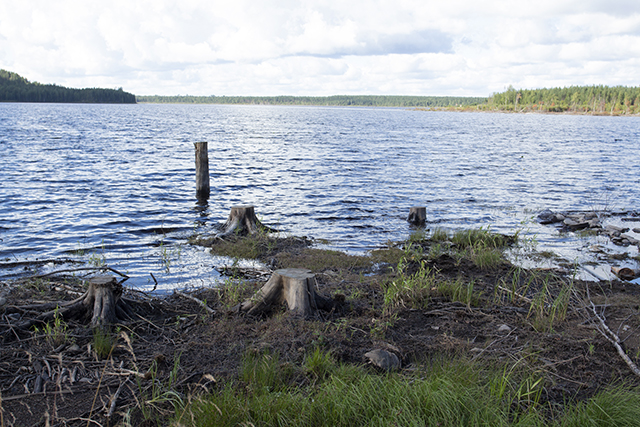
[1,103,639,290]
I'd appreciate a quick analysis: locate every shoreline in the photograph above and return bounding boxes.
[2,225,640,425]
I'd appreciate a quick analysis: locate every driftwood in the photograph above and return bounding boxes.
[217,205,276,238]
[234,268,334,319]
[6,276,133,337]
[175,291,215,315]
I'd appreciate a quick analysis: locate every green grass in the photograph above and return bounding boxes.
[383,260,481,313]
[36,306,70,348]
[175,353,640,427]
[92,327,117,359]
[382,260,434,314]
[436,278,479,307]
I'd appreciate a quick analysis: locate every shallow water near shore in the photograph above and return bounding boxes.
[1,103,639,290]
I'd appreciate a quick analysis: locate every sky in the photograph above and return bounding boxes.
[1,0,639,97]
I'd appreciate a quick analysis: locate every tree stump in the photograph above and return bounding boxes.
[407,207,427,226]
[234,268,333,319]
[7,276,133,338]
[217,205,276,238]
[194,141,210,198]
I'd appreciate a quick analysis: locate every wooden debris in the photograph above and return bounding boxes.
[234,268,334,319]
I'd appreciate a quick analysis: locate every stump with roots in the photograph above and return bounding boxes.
[217,205,276,238]
[234,268,334,319]
[407,206,427,226]
[7,276,134,337]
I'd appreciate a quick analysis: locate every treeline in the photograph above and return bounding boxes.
[0,70,136,104]
[137,94,487,108]
[487,85,640,114]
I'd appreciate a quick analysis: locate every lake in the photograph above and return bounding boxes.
[1,103,639,290]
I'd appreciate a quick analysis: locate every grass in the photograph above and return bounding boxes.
[216,277,254,310]
[137,354,185,423]
[92,327,118,359]
[382,258,481,314]
[175,352,640,427]
[382,260,434,314]
[36,306,69,348]
[436,277,479,307]
[303,347,336,382]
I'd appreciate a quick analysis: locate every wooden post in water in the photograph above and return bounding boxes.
[194,142,210,197]
[407,206,426,226]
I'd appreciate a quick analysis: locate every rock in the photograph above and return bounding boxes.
[633,228,640,234]
[364,349,401,371]
[537,209,565,224]
[587,218,602,228]
[67,344,82,353]
[605,225,630,234]
[537,209,557,224]
[497,324,512,333]
[621,234,640,245]
[563,218,589,231]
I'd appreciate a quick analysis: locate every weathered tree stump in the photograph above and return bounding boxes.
[407,206,427,226]
[217,205,276,238]
[7,276,133,337]
[234,268,333,318]
[195,141,210,198]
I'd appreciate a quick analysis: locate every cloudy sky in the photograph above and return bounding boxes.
[1,0,639,97]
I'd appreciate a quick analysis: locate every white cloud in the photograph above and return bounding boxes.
[1,0,639,96]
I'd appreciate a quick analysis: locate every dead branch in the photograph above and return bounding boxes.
[175,291,215,315]
[585,284,640,377]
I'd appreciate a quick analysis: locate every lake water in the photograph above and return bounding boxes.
[1,103,639,290]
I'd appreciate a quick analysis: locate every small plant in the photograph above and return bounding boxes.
[430,227,449,242]
[137,353,184,422]
[370,312,399,339]
[382,260,434,314]
[241,350,291,393]
[528,276,573,332]
[88,250,106,267]
[303,347,336,382]
[470,245,503,269]
[217,277,251,309]
[93,327,118,359]
[452,227,510,249]
[407,228,427,244]
[38,306,69,348]
[436,278,478,307]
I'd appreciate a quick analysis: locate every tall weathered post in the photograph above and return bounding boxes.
[194,141,210,198]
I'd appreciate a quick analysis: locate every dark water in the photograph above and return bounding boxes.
[1,103,639,290]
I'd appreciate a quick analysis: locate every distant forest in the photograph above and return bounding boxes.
[0,70,136,104]
[136,94,487,108]
[487,85,640,114]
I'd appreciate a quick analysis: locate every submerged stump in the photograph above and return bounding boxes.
[407,206,427,226]
[195,141,210,198]
[234,268,333,319]
[217,205,276,238]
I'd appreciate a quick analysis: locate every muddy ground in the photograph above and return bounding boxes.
[1,233,640,426]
